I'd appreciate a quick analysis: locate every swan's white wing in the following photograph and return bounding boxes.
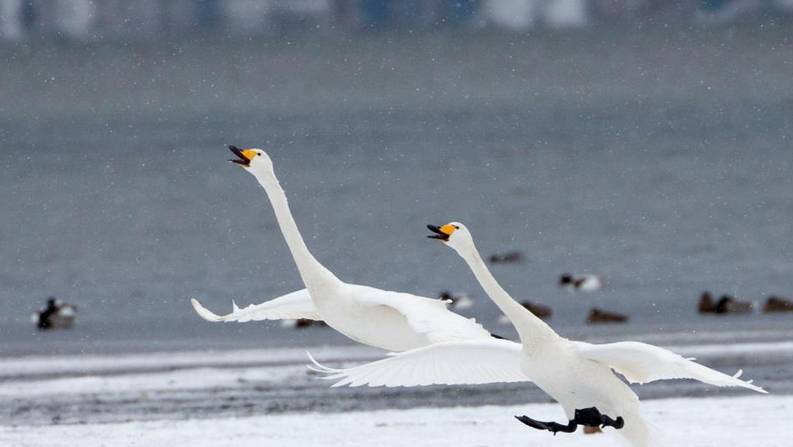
[350,285,492,343]
[190,289,320,322]
[308,338,529,387]
[573,341,766,393]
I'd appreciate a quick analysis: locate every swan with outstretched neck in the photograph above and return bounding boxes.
[190,147,499,352]
[311,222,766,447]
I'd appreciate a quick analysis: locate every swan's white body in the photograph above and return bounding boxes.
[191,148,493,352]
[312,223,766,447]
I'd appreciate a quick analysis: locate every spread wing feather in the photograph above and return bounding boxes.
[307,339,529,388]
[574,341,766,393]
[190,289,320,323]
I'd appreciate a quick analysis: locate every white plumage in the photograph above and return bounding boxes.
[191,290,319,322]
[308,339,527,388]
[572,341,764,391]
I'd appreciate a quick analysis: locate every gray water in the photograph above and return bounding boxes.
[1,26,793,355]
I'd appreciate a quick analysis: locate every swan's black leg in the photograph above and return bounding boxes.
[573,407,625,430]
[514,415,577,435]
[572,407,602,426]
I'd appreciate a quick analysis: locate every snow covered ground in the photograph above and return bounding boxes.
[1,395,788,447]
[0,340,789,445]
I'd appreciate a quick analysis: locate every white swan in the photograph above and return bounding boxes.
[191,147,497,352]
[310,222,766,446]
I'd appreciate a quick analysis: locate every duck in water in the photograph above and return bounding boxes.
[559,273,602,292]
[32,297,77,330]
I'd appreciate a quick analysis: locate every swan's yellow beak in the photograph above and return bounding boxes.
[228,145,257,167]
[427,224,456,241]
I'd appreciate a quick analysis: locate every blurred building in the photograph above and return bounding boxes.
[0,0,791,41]
[481,0,588,29]
[0,0,26,40]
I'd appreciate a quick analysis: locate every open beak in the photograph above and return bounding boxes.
[427,224,451,241]
[228,145,253,167]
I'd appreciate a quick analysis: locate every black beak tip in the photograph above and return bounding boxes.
[227,145,250,166]
[426,224,449,241]
[427,224,445,233]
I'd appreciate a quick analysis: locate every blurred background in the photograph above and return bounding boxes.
[2,0,793,40]
[2,0,793,354]
[1,0,793,435]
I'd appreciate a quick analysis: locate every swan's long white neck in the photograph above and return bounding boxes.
[252,170,339,290]
[454,239,558,347]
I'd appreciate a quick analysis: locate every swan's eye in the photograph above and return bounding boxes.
[454,225,460,229]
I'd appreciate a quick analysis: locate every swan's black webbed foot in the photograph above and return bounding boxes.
[602,415,624,429]
[515,407,624,435]
[514,415,577,435]
[574,407,625,430]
